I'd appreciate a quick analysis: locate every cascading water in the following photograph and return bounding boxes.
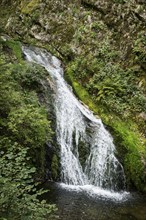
[22,46,127,197]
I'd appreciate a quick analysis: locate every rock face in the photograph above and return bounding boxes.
[0,0,146,191]
[1,1,146,96]
[0,1,145,67]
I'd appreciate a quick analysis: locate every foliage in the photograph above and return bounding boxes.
[66,43,146,118]
[0,140,57,220]
[8,103,51,148]
[0,62,52,151]
[11,62,48,89]
[0,0,146,193]
[66,61,146,191]
[133,32,146,70]
[0,40,52,176]
[5,40,22,62]
[0,40,57,219]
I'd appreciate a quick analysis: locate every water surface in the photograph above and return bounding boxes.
[43,182,146,220]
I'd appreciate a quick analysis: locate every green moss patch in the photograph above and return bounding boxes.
[0,38,22,62]
[65,66,146,192]
[21,0,40,14]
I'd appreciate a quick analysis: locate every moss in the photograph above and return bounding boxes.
[4,40,22,62]
[110,119,146,190]
[125,152,146,191]
[51,154,59,180]
[65,68,99,114]
[65,66,146,192]
[21,0,40,14]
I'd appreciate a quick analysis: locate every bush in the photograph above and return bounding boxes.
[0,44,56,219]
[0,140,57,220]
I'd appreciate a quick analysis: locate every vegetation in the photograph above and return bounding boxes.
[4,40,22,61]
[0,38,57,219]
[21,0,40,14]
[0,142,57,220]
[65,60,146,191]
[65,33,146,118]
[0,0,146,193]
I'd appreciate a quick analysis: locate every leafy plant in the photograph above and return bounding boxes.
[0,140,57,220]
[0,41,56,219]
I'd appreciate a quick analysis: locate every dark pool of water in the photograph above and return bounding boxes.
[43,182,146,220]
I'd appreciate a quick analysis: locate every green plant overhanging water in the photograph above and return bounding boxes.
[0,141,57,220]
[0,60,53,174]
[0,40,58,219]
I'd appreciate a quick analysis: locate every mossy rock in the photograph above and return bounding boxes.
[0,37,22,62]
[51,154,59,180]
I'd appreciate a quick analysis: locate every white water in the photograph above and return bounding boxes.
[59,183,129,201]
[22,46,128,199]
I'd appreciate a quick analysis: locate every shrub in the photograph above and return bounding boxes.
[0,140,57,220]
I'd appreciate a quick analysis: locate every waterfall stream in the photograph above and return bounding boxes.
[22,46,128,199]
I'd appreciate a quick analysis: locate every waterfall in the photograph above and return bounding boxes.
[22,46,126,193]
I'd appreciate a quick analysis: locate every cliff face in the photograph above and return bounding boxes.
[1,0,146,63]
[0,0,146,191]
[1,0,146,102]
